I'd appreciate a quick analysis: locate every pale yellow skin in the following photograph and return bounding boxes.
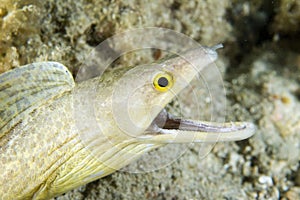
[0,47,255,199]
[1,72,160,199]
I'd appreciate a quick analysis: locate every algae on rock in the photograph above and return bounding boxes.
[272,0,300,34]
[0,0,41,72]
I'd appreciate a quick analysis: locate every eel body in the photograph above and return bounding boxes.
[0,46,255,199]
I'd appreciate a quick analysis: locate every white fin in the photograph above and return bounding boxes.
[0,62,75,137]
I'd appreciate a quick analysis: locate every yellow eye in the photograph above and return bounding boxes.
[153,73,173,92]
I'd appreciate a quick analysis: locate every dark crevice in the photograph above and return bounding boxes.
[86,24,106,47]
[225,1,278,71]
[287,161,300,186]
[242,176,255,184]
[170,0,181,11]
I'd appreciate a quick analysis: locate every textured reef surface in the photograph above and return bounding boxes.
[1,0,300,199]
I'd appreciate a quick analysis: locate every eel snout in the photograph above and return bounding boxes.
[143,109,256,143]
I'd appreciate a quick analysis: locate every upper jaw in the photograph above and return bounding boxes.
[142,109,256,143]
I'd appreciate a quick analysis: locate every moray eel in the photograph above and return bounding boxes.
[0,45,255,199]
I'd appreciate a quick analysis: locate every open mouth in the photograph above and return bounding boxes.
[142,109,256,143]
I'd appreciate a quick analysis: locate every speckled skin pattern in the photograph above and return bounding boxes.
[0,47,217,199]
[0,63,154,199]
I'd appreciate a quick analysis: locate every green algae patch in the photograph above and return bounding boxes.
[272,0,300,34]
[0,0,42,73]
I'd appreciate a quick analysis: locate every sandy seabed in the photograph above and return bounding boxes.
[1,0,300,199]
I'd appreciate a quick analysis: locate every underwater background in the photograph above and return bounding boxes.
[0,0,300,199]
